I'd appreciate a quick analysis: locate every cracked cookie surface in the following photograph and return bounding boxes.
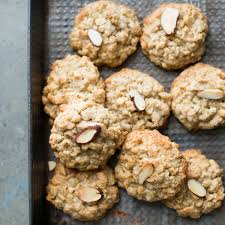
[69,0,141,67]
[46,163,119,221]
[115,130,187,202]
[49,101,125,170]
[164,149,224,219]
[141,3,208,70]
[171,63,225,130]
[42,55,105,120]
[105,68,171,132]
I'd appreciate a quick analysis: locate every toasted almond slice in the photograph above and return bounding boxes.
[48,161,56,171]
[161,8,179,34]
[59,164,67,176]
[129,90,146,111]
[75,125,101,144]
[187,179,206,197]
[88,29,103,47]
[138,163,154,184]
[78,187,102,203]
[197,89,224,100]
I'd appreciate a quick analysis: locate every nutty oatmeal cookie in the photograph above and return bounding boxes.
[42,55,105,120]
[49,101,125,170]
[115,130,187,202]
[69,0,141,67]
[105,68,171,132]
[164,149,224,219]
[47,163,119,221]
[171,63,225,130]
[140,3,208,70]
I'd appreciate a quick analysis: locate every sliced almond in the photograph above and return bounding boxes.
[75,125,101,144]
[78,187,102,203]
[138,163,154,184]
[129,90,146,111]
[161,8,179,34]
[187,179,206,197]
[197,89,224,100]
[48,161,56,171]
[88,29,103,47]
[59,164,67,176]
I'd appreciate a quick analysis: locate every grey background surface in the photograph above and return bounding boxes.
[0,0,29,225]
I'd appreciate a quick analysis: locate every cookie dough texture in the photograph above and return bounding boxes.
[105,68,171,132]
[50,101,125,170]
[141,3,208,70]
[47,163,119,221]
[69,0,141,67]
[115,130,187,202]
[171,63,225,130]
[164,149,225,219]
[42,55,105,120]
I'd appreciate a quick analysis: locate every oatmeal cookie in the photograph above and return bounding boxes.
[49,101,125,170]
[140,3,208,70]
[164,149,224,219]
[46,163,119,221]
[105,68,171,132]
[69,0,141,67]
[42,55,105,120]
[115,130,187,202]
[171,63,225,130]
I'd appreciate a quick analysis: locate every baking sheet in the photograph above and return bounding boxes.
[39,0,225,224]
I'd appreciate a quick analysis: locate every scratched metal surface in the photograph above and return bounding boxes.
[40,0,225,224]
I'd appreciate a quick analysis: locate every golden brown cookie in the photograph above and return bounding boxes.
[69,0,141,67]
[105,68,171,132]
[49,101,125,170]
[164,149,224,219]
[171,63,225,130]
[47,163,119,221]
[141,3,208,70]
[42,55,105,120]
[115,130,187,202]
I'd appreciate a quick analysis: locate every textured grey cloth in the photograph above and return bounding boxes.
[45,1,225,225]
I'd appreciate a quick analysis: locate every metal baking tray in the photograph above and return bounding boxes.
[30,0,225,224]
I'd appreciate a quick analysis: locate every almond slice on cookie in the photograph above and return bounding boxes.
[75,125,101,144]
[161,8,179,34]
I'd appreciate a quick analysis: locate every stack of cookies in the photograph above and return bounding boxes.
[42,0,225,221]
